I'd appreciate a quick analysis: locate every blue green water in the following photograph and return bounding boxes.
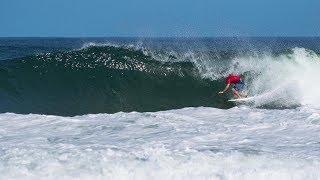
[0,37,319,115]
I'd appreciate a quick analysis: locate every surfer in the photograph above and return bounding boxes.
[218,74,246,98]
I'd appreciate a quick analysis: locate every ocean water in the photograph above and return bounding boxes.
[0,37,320,179]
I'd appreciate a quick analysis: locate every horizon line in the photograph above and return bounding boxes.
[0,36,320,39]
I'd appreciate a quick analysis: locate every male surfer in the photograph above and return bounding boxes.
[218,74,246,99]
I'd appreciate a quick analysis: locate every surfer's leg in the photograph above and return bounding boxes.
[231,88,242,99]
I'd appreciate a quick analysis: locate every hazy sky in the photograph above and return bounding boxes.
[1,0,319,37]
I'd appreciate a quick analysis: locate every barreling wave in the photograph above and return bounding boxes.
[0,45,230,116]
[0,44,319,116]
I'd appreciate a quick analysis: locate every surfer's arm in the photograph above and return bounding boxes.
[219,83,230,94]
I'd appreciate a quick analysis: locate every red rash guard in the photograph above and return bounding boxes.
[226,75,241,84]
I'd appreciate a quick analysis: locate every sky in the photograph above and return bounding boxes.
[0,0,319,37]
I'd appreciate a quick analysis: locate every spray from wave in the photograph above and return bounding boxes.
[223,48,320,108]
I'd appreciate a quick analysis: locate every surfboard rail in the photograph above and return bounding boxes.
[228,97,254,102]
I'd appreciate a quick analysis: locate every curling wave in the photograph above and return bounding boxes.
[0,45,319,115]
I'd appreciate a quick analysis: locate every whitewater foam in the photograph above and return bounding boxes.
[0,107,320,179]
[178,47,320,108]
[237,48,320,108]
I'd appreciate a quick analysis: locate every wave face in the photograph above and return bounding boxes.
[0,38,320,115]
[0,45,229,116]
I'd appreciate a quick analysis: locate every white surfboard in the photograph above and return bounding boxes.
[228,96,255,102]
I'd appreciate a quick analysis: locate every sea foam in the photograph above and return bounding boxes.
[0,106,319,179]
